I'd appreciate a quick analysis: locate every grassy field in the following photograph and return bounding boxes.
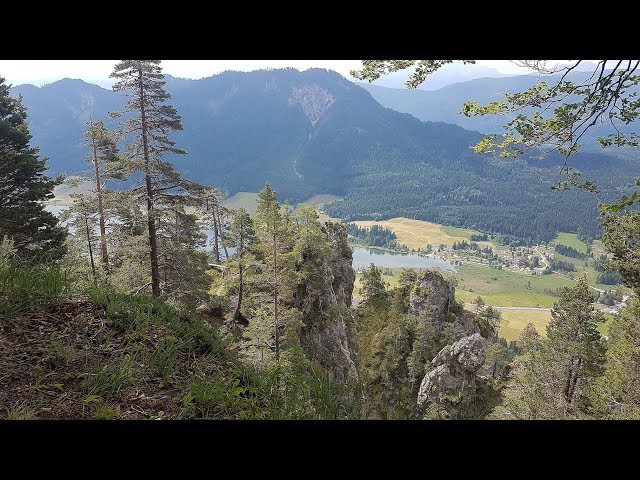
[497,309,551,341]
[352,217,489,250]
[455,263,575,308]
[498,309,613,341]
[303,194,342,208]
[222,192,259,215]
[553,232,588,253]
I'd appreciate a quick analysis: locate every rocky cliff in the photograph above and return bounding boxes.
[417,333,487,408]
[408,270,495,410]
[295,222,358,382]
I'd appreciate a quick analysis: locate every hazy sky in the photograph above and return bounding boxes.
[0,60,540,88]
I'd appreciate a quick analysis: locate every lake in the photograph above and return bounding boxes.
[45,204,70,216]
[44,207,455,272]
[352,247,456,272]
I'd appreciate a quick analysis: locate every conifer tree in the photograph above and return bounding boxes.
[546,276,606,404]
[84,119,120,274]
[361,263,386,301]
[254,183,293,361]
[0,76,66,259]
[110,60,190,297]
[228,207,257,323]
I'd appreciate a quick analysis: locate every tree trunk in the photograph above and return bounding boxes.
[85,216,97,287]
[566,357,583,403]
[139,67,161,297]
[211,202,220,264]
[273,231,279,362]
[92,140,109,274]
[216,212,229,260]
[233,230,244,321]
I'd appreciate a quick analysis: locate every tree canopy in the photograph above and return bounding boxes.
[0,76,66,260]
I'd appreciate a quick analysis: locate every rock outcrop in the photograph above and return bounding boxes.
[288,83,335,125]
[295,222,358,382]
[409,269,480,339]
[407,270,496,410]
[417,333,487,407]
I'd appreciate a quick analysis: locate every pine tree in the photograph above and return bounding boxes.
[254,183,292,362]
[518,322,540,353]
[473,296,485,314]
[588,298,640,418]
[228,207,257,323]
[546,276,606,404]
[361,263,386,301]
[155,201,210,308]
[203,188,230,264]
[0,76,66,260]
[110,60,190,297]
[84,119,121,274]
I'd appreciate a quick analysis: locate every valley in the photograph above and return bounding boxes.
[47,183,624,343]
[5,59,639,421]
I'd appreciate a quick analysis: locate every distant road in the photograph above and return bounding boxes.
[534,246,549,269]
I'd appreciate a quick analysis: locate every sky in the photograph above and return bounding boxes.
[0,60,542,88]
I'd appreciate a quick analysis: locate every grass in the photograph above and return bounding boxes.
[498,309,551,342]
[454,263,575,308]
[302,194,342,209]
[553,232,588,253]
[0,262,75,321]
[352,217,487,250]
[496,307,614,342]
[223,192,260,215]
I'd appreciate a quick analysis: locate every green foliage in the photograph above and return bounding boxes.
[4,401,37,420]
[43,335,73,370]
[182,375,253,419]
[360,263,387,301]
[500,277,606,418]
[88,288,228,358]
[83,354,135,397]
[148,336,179,379]
[600,209,640,291]
[0,260,74,321]
[0,76,66,260]
[94,406,120,420]
[347,223,399,249]
[350,60,476,89]
[588,298,640,419]
[555,243,586,259]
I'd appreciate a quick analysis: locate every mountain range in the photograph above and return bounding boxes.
[359,70,639,149]
[9,68,639,242]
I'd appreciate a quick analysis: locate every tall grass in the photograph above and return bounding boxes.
[0,262,75,321]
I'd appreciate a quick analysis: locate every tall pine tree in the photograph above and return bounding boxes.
[0,76,66,260]
[110,60,190,297]
[84,119,121,274]
[228,207,257,323]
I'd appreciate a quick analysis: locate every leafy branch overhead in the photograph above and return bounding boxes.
[352,60,640,194]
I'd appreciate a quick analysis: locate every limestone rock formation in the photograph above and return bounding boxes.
[409,269,454,323]
[409,269,480,339]
[417,333,487,407]
[288,83,335,125]
[295,222,358,382]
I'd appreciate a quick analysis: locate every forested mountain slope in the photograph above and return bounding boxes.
[10,69,638,241]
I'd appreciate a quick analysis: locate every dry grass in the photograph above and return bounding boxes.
[496,309,551,342]
[222,192,259,215]
[352,217,485,250]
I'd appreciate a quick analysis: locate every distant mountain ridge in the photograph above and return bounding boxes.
[9,68,639,241]
[359,70,639,150]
